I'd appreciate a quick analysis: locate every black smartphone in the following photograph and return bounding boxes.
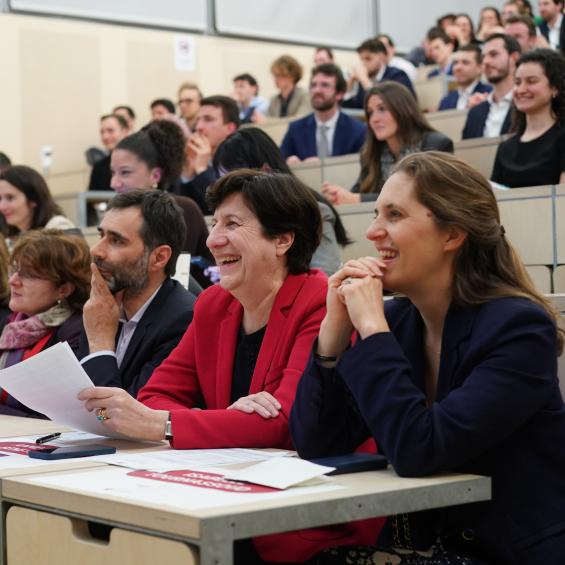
[28,445,116,460]
[308,453,388,475]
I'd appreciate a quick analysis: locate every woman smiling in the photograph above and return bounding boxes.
[292,152,565,564]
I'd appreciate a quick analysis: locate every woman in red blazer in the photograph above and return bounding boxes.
[79,169,383,563]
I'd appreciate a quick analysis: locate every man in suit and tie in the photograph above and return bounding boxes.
[342,38,415,109]
[280,64,367,163]
[80,189,196,398]
[538,0,564,50]
[438,44,492,111]
[462,34,521,139]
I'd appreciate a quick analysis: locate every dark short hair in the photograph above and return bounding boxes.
[150,98,176,114]
[233,73,258,88]
[0,152,11,173]
[311,63,346,94]
[100,113,128,129]
[200,95,240,128]
[0,165,62,234]
[113,105,136,120]
[357,38,387,55]
[483,32,522,55]
[437,13,456,27]
[178,81,203,100]
[457,43,483,64]
[207,169,322,275]
[106,189,186,277]
[505,14,537,37]
[315,46,334,60]
[11,229,91,312]
[427,27,453,45]
[376,34,395,48]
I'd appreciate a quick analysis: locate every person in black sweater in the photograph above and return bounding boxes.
[492,49,565,187]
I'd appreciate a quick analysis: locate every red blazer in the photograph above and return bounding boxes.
[138,270,382,562]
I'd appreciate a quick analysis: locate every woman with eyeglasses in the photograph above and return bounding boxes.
[0,230,90,417]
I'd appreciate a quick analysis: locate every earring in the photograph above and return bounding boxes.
[151,182,158,189]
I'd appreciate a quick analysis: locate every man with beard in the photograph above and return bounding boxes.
[462,34,521,139]
[80,190,196,397]
[280,64,366,163]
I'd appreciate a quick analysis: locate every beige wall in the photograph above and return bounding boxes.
[0,13,358,194]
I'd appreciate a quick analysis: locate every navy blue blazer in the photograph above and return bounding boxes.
[80,278,196,398]
[280,112,366,160]
[462,99,512,139]
[438,82,492,111]
[343,66,416,109]
[291,297,565,564]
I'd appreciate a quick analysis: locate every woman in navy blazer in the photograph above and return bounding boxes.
[291,152,565,564]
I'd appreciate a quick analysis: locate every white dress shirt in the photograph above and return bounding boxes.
[483,89,513,138]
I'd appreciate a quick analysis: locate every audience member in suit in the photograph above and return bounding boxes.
[232,73,269,124]
[113,105,136,134]
[438,44,492,111]
[79,170,382,564]
[492,49,565,187]
[343,38,415,109]
[0,230,90,417]
[538,0,564,50]
[291,152,565,565]
[177,82,202,132]
[323,82,453,205]
[266,55,311,118]
[180,95,239,215]
[426,27,455,78]
[376,34,417,82]
[214,127,351,276]
[505,14,545,52]
[80,190,195,398]
[0,165,77,251]
[88,114,128,191]
[462,34,521,139]
[280,64,366,162]
[110,120,213,287]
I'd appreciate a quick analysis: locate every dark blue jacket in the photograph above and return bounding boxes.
[438,81,492,111]
[80,278,196,398]
[291,297,565,564]
[343,66,416,109]
[462,99,512,139]
[280,112,366,160]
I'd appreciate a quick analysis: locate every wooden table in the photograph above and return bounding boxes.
[1,464,491,565]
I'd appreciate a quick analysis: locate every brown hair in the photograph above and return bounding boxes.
[394,151,564,354]
[207,169,321,275]
[0,234,9,305]
[360,82,434,194]
[10,230,91,312]
[270,55,303,84]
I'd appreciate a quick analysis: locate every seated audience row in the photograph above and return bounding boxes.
[66,154,565,565]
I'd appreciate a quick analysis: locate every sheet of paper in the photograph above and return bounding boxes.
[0,342,125,438]
[28,466,343,510]
[223,458,335,489]
[90,448,292,471]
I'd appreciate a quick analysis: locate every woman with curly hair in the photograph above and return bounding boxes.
[492,49,565,188]
[110,119,213,282]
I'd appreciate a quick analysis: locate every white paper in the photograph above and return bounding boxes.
[174,35,196,71]
[90,448,292,471]
[223,458,335,489]
[28,467,342,510]
[0,342,126,438]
